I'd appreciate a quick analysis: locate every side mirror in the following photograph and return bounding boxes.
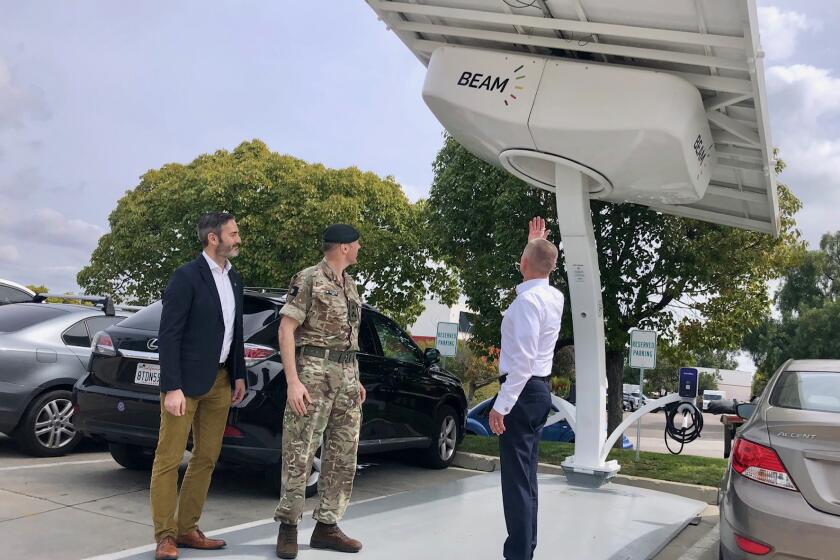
[735,403,757,420]
[424,348,441,365]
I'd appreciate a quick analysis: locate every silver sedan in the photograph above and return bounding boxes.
[719,359,840,559]
[0,303,127,456]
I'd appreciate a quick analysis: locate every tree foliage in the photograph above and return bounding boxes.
[744,232,840,387]
[78,140,457,326]
[427,136,802,437]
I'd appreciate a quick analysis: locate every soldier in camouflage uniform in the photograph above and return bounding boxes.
[274,224,365,559]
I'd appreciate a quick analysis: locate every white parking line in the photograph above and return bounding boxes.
[0,458,113,472]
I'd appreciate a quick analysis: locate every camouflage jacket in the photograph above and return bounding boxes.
[280,259,361,351]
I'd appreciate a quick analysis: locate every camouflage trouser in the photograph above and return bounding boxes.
[274,354,362,525]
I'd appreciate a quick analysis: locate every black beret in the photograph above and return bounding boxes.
[323,224,360,244]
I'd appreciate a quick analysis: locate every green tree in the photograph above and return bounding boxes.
[776,231,840,316]
[427,137,802,440]
[744,230,840,384]
[745,299,840,382]
[26,284,48,295]
[78,140,457,325]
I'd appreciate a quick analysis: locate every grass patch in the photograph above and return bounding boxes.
[468,381,500,406]
[460,435,727,487]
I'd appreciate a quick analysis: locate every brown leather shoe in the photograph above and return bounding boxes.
[310,522,362,553]
[155,536,178,560]
[175,528,226,550]
[276,523,298,559]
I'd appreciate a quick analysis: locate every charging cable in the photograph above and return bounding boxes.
[664,401,703,454]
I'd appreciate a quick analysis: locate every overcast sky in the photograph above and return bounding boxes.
[1,1,838,297]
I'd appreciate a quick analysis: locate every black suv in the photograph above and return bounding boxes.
[73,290,467,495]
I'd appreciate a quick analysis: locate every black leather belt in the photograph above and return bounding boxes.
[484,374,549,416]
[298,345,357,364]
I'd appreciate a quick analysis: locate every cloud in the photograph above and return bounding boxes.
[0,166,46,199]
[764,63,840,241]
[0,207,103,251]
[767,65,840,127]
[0,244,19,263]
[757,6,817,63]
[21,208,103,250]
[0,57,49,130]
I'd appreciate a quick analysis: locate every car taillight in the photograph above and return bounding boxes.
[91,331,116,356]
[223,425,244,438]
[734,534,772,555]
[244,343,276,367]
[731,438,797,491]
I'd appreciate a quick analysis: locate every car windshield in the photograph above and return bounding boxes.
[770,371,840,414]
[118,301,162,331]
[0,304,67,332]
[706,394,722,401]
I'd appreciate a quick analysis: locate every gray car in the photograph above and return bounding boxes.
[0,303,127,456]
[719,359,840,559]
[0,278,37,305]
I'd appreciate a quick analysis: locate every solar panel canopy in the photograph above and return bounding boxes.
[365,0,780,235]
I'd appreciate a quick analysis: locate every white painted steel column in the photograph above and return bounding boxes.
[553,166,612,477]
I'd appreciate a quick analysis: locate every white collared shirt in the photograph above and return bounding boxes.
[202,251,235,363]
[493,278,564,415]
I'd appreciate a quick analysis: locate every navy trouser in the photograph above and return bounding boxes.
[499,376,552,560]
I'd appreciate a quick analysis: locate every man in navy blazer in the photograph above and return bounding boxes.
[150,212,247,560]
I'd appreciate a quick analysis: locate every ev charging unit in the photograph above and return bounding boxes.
[365,0,779,486]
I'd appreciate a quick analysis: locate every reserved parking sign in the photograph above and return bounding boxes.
[629,329,657,369]
[435,322,459,357]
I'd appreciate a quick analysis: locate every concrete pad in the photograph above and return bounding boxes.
[0,488,63,522]
[0,505,152,560]
[87,472,706,560]
[0,459,151,505]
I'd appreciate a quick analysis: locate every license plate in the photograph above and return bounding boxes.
[135,363,160,386]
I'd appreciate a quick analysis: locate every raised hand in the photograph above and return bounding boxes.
[528,216,551,242]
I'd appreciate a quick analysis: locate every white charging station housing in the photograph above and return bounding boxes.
[423,46,714,206]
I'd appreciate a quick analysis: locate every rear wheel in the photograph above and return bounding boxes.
[14,390,82,457]
[418,405,459,469]
[108,443,155,470]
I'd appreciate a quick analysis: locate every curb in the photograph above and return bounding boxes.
[452,451,719,505]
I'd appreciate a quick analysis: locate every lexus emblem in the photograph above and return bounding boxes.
[147,338,159,351]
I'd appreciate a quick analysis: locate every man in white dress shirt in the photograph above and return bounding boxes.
[489,217,564,560]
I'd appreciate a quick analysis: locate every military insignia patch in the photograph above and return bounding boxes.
[289,286,300,300]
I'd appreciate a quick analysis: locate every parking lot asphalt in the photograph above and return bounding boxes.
[1,433,719,559]
[0,436,481,559]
